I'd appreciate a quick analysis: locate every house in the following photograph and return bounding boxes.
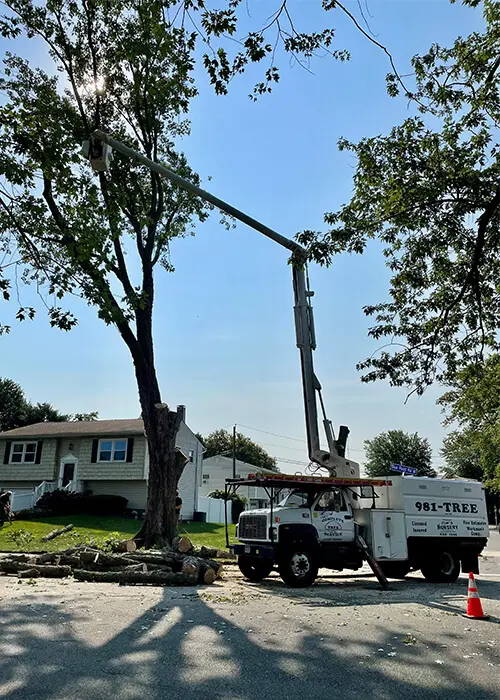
[199,455,277,509]
[0,406,203,519]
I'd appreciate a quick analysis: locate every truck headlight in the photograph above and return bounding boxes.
[269,526,278,541]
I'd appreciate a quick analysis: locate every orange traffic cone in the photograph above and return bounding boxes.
[463,572,489,620]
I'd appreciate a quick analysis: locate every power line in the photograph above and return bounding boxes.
[237,423,306,444]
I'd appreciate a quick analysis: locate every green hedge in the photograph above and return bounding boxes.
[36,490,128,516]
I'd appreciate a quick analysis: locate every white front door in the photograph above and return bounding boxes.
[313,488,356,542]
[59,454,78,489]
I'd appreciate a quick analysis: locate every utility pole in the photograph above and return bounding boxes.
[232,425,237,479]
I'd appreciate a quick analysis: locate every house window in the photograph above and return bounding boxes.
[202,474,210,480]
[98,439,127,462]
[10,442,37,464]
[189,450,194,463]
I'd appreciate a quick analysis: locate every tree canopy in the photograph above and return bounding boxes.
[439,355,500,492]
[197,428,279,471]
[298,0,500,395]
[0,377,97,432]
[363,429,436,478]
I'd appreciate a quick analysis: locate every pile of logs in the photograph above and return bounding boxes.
[0,536,233,586]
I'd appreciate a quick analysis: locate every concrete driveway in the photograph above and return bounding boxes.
[0,530,498,700]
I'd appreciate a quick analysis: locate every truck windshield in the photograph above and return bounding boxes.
[278,490,311,507]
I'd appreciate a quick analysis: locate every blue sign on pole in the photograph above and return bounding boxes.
[390,463,417,476]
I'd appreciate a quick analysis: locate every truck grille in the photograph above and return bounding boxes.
[239,514,267,540]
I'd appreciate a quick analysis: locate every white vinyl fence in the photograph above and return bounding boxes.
[10,490,36,512]
[197,496,232,524]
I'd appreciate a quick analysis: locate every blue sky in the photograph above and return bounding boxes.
[0,1,484,473]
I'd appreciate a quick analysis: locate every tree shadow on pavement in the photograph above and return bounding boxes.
[248,569,500,613]
[0,577,498,700]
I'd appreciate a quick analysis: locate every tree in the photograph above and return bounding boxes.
[0,377,97,432]
[0,0,214,546]
[0,378,29,432]
[363,429,436,478]
[197,428,279,471]
[439,355,500,495]
[298,0,500,396]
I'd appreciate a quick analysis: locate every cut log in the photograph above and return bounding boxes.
[0,560,24,574]
[203,568,216,585]
[36,553,58,564]
[173,536,193,554]
[18,568,40,579]
[216,549,237,560]
[198,546,219,560]
[181,556,200,578]
[41,524,74,542]
[73,569,196,586]
[123,563,148,573]
[110,539,137,553]
[126,553,170,566]
[73,569,122,583]
[58,555,82,568]
[118,571,197,586]
[0,553,33,564]
[17,564,71,578]
[79,551,137,569]
[91,552,139,569]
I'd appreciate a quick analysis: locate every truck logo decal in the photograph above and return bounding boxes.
[415,501,479,514]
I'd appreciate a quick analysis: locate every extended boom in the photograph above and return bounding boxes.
[86,131,358,476]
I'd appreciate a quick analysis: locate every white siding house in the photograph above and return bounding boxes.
[199,455,276,509]
[0,406,203,519]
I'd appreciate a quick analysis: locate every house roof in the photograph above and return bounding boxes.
[0,419,146,439]
[202,454,277,475]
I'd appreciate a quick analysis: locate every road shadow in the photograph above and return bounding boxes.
[229,568,500,625]
[0,577,498,700]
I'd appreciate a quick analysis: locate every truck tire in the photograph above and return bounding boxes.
[379,561,411,579]
[238,556,274,582]
[421,550,460,583]
[278,550,318,588]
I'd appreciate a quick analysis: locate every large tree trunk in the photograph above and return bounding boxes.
[118,252,188,549]
[132,363,187,548]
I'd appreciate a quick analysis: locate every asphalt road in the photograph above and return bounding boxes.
[0,530,499,700]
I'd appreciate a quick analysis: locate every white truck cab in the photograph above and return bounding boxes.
[229,473,489,587]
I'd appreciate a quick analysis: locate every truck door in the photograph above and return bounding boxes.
[313,489,355,542]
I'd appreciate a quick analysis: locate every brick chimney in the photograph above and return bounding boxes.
[177,405,186,423]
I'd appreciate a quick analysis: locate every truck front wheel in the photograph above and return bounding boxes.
[278,550,318,588]
[421,551,460,583]
[238,556,274,582]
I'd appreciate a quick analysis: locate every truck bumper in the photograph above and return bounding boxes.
[230,543,275,559]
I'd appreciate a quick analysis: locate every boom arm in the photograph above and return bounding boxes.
[87,130,356,474]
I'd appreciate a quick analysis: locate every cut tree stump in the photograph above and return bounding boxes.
[41,524,74,542]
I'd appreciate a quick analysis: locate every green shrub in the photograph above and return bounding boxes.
[36,489,88,515]
[7,528,34,546]
[84,495,128,515]
[35,490,127,516]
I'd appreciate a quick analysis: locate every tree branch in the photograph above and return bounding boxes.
[41,176,144,365]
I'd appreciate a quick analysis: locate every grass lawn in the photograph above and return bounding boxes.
[0,515,236,553]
